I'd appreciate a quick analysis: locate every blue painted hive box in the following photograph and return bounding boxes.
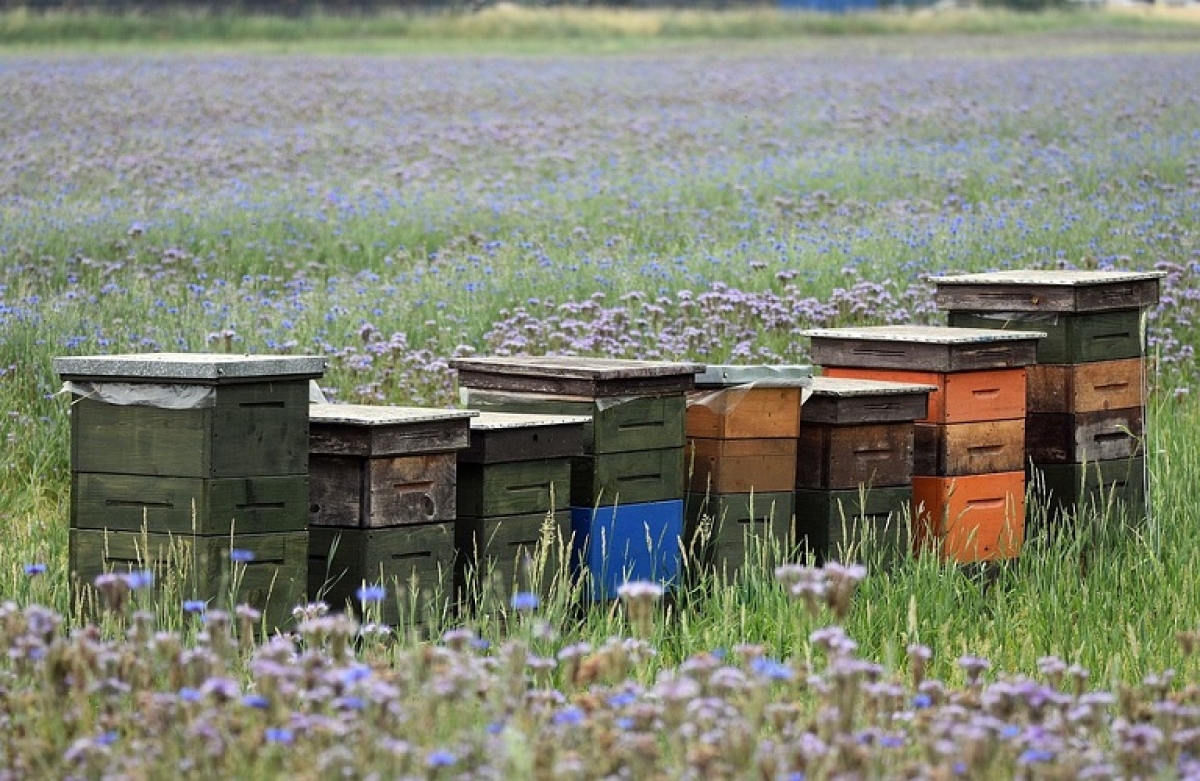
[571,499,682,601]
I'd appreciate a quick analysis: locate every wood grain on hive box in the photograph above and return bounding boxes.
[572,447,685,507]
[821,367,1026,424]
[948,310,1144,364]
[1026,359,1146,414]
[460,389,685,454]
[458,411,588,464]
[309,452,458,528]
[1025,408,1145,464]
[912,472,1025,563]
[684,491,793,576]
[805,326,1043,373]
[451,356,703,398]
[933,270,1164,314]
[456,510,571,603]
[687,438,798,494]
[796,423,913,490]
[912,420,1026,477]
[794,486,912,565]
[308,404,475,457]
[457,459,571,518]
[801,377,933,426]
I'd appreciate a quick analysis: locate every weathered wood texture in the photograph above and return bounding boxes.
[460,390,685,454]
[805,326,1042,372]
[796,423,914,490]
[455,511,572,605]
[822,367,1026,424]
[912,420,1026,477]
[452,356,703,397]
[801,378,933,425]
[572,447,685,507]
[685,387,803,440]
[55,352,326,383]
[308,453,458,528]
[571,500,683,601]
[1026,359,1146,415]
[69,528,307,630]
[912,471,1025,563]
[687,438,798,494]
[71,380,310,477]
[948,310,1144,364]
[458,412,587,464]
[1028,456,1147,526]
[933,270,1163,314]
[794,486,912,567]
[308,404,473,457]
[71,473,308,536]
[456,459,571,517]
[1025,408,1145,464]
[684,491,793,577]
[308,522,456,625]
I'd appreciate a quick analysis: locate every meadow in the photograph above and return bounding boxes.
[2,10,1200,776]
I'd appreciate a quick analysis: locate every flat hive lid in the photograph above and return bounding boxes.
[309,404,477,427]
[469,411,591,430]
[803,325,1045,344]
[452,355,705,397]
[804,325,1045,372]
[694,364,813,388]
[54,352,327,383]
[807,376,937,396]
[934,270,1165,313]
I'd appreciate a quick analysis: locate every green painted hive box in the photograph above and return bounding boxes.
[69,528,307,631]
[684,491,793,579]
[308,405,476,528]
[948,310,1145,364]
[455,510,572,607]
[794,486,912,568]
[451,356,704,399]
[1028,457,1147,527]
[309,522,456,627]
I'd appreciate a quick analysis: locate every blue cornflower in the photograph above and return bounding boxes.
[229,549,256,563]
[96,731,118,746]
[486,722,505,735]
[510,591,540,612]
[553,706,585,726]
[356,584,387,604]
[23,563,47,576]
[1019,749,1055,765]
[183,599,208,613]
[264,727,294,744]
[912,693,933,709]
[179,687,201,703]
[125,570,154,589]
[425,749,457,768]
[615,717,634,730]
[750,657,795,681]
[242,694,270,709]
[609,692,637,708]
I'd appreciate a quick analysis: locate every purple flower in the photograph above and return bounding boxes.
[242,694,270,709]
[356,584,387,604]
[426,749,457,769]
[23,563,46,576]
[553,706,585,726]
[510,591,540,612]
[183,599,208,613]
[264,727,294,744]
[125,570,154,590]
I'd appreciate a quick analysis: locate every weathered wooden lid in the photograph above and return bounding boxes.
[807,376,938,397]
[309,404,477,427]
[694,364,813,388]
[53,352,327,383]
[934,270,1165,313]
[451,356,704,398]
[804,325,1045,372]
[468,411,591,431]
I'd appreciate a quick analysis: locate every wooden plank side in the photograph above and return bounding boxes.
[310,418,471,458]
[797,423,914,490]
[822,367,1026,424]
[793,486,912,567]
[456,459,571,517]
[913,420,1025,477]
[367,453,458,526]
[456,369,695,398]
[1026,359,1146,414]
[456,511,572,606]
[934,272,1162,313]
[210,381,310,476]
[687,438,798,494]
[308,523,456,626]
[685,386,803,440]
[1025,408,1145,464]
[949,310,1144,364]
[810,333,1039,372]
[801,382,931,426]
[684,491,793,578]
[70,529,307,630]
[72,399,213,477]
[573,447,686,507]
[308,456,367,528]
[73,473,308,535]
[458,420,586,464]
[1029,457,1147,525]
[911,472,1025,563]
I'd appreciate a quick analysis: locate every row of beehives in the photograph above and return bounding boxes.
[55,269,1161,631]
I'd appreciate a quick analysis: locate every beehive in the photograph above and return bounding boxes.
[55,352,325,630]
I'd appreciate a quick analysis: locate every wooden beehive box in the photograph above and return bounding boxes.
[55,353,325,479]
[1025,408,1145,464]
[684,491,793,577]
[912,472,1025,563]
[456,510,572,606]
[794,486,912,566]
[460,389,685,455]
[571,499,682,602]
[934,269,1164,315]
[1027,358,1146,414]
[456,411,587,518]
[687,438,797,494]
[1028,457,1147,526]
[70,528,307,631]
[821,367,1027,425]
[948,310,1145,364]
[804,325,1045,374]
[308,404,476,528]
[912,420,1026,477]
[451,356,704,398]
[308,522,456,626]
[686,365,810,440]
[572,447,686,506]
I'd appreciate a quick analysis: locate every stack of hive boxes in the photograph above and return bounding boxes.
[452,356,701,601]
[935,270,1163,526]
[804,326,1044,563]
[55,353,324,630]
[683,365,810,577]
[307,404,476,625]
[794,376,934,566]
[455,411,589,606]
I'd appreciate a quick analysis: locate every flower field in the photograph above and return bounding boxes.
[3,21,1200,776]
